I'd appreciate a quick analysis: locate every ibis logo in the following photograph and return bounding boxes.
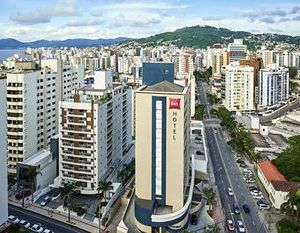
[169,98,181,110]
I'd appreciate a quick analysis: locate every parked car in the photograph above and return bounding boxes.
[40,196,51,207]
[245,178,256,184]
[240,163,247,168]
[250,189,262,195]
[196,150,204,155]
[195,137,202,141]
[43,229,54,233]
[228,187,234,196]
[8,215,20,224]
[233,203,240,214]
[214,128,218,134]
[19,219,31,228]
[236,220,246,233]
[257,200,267,206]
[190,215,198,225]
[30,223,43,233]
[227,219,235,231]
[259,204,271,210]
[252,192,263,199]
[243,204,250,213]
[236,159,244,163]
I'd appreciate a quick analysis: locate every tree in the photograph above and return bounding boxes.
[202,187,215,212]
[203,224,220,233]
[59,182,75,222]
[289,67,298,79]
[97,181,113,204]
[195,104,205,120]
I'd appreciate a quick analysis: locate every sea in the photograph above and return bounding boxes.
[0,49,27,61]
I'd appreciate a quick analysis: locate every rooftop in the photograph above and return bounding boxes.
[249,133,270,148]
[22,149,52,166]
[257,160,286,182]
[143,80,184,93]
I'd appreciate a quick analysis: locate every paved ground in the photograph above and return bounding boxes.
[9,204,89,233]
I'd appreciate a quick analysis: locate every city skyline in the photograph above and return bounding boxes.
[1,0,300,41]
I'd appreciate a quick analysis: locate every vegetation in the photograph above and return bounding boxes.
[18,166,37,189]
[273,136,300,181]
[129,25,300,49]
[214,107,261,161]
[195,104,205,120]
[203,225,220,233]
[72,204,86,217]
[194,67,212,84]
[289,67,299,79]
[290,81,300,93]
[277,217,300,233]
[8,225,30,233]
[208,93,222,105]
[202,187,216,213]
[97,181,113,204]
[59,182,76,222]
[117,159,135,185]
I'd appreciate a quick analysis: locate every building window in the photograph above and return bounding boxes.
[155,100,162,197]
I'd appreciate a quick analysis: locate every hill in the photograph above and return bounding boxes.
[0,37,130,49]
[130,25,300,50]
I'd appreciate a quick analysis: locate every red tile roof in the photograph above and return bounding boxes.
[258,160,287,182]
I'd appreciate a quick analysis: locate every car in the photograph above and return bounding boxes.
[236,220,246,233]
[195,137,202,141]
[233,203,240,214]
[249,186,258,191]
[190,215,198,225]
[259,204,271,210]
[19,219,30,228]
[228,188,234,196]
[8,215,20,224]
[245,178,256,184]
[236,159,244,163]
[252,193,263,199]
[250,189,262,195]
[214,129,218,134]
[256,200,268,206]
[227,219,235,231]
[240,163,247,168]
[40,196,51,207]
[195,140,201,144]
[30,224,43,233]
[243,204,250,213]
[43,229,54,233]
[196,150,204,155]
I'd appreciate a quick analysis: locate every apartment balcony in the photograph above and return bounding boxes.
[61,126,91,133]
[62,158,92,165]
[67,112,86,118]
[62,134,92,142]
[61,167,94,175]
[62,173,93,182]
[67,120,86,126]
[61,151,93,158]
[62,142,93,150]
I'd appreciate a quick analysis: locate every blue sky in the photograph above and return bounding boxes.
[1,0,300,41]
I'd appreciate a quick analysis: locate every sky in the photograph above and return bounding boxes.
[1,0,300,41]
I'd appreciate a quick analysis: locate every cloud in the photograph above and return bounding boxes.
[90,11,103,17]
[259,17,276,24]
[203,16,224,21]
[65,19,103,27]
[95,1,189,10]
[290,6,300,14]
[243,9,288,22]
[9,2,79,25]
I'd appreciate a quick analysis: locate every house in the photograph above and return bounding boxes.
[257,160,300,209]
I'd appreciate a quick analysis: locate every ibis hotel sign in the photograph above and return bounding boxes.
[169,98,181,140]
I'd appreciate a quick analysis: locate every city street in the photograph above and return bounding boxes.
[9,204,89,233]
[199,81,267,233]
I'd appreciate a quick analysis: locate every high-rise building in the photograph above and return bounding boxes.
[258,66,289,108]
[223,63,255,112]
[0,75,8,228]
[134,81,194,232]
[177,54,193,76]
[6,69,57,173]
[228,39,247,63]
[142,62,174,85]
[58,77,132,194]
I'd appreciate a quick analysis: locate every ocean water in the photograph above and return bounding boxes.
[0,49,27,61]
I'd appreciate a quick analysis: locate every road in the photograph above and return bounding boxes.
[198,81,267,233]
[9,204,89,233]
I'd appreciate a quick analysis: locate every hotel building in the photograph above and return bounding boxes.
[134,81,195,232]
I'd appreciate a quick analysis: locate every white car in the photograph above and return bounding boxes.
[237,220,246,233]
[252,193,264,199]
[30,223,44,233]
[228,188,234,196]
[259,204,271,210]
[19,219,31,228]
[250,190,262,196]
[43,229,54,233]
[8,215,20,224]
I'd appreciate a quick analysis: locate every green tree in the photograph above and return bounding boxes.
[195,104,205,120]
[97,181,113,204]
[202,187,216,212]
[203,224,220,233]
[59,182,75,222]
[289,67,298,79]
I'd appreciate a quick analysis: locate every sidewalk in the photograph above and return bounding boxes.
[9,199,99,233]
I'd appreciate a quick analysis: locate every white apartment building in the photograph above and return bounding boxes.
[176,54,193,76]
[58,74,132,194]
[0,76,8,228]
[224,62,255,112]
[228,39,247,63]
[258,50,275,68]
[258,66,289,108]
[6,68,57,173]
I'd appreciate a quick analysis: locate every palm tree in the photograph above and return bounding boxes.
[97,181,113,204]
[59,182,75,222]
[202,187,216,212]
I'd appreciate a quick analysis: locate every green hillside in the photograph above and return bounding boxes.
[128,25,300,50]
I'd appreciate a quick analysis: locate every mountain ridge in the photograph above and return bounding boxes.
[0,37,130,49]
